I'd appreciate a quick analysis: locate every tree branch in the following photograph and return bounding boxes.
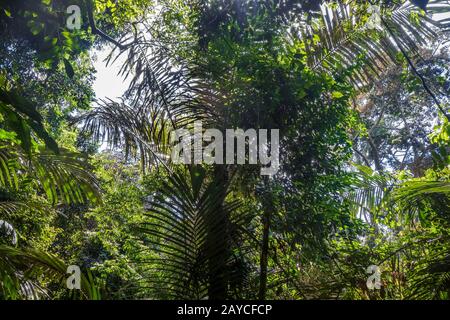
[84,0,132,51]
[353,147,372,167]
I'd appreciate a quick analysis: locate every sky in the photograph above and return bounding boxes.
[90,47,130,151]
[91,46,130,101]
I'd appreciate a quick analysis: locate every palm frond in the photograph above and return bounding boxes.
[395,180,450,201]
[345,164,392,223]
[407,249,450,299]
[296,0,450,89]
[32,148,101,205]
[0,245,102,300]
[139,165,253,299]
[0,143,101,206]
[77,39,216,170]
[0,145,19,190]
[393,179,450,223]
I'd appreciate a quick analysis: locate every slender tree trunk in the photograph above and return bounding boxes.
[367,133,382,171]
[207,207,228,300]
[258,177,273,300]
[207,164,229,300]
[258,206,271,300]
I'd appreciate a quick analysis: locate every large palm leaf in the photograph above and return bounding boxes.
[0,144,101,207]
[138,166,253,299]
[295,0,450,89]
[32,148,101,205]
[345,164,392,224]
[0,245,102,300]
[407,248,450,299]
[77,37,217,170]
[388,176,450,299]
[0,145,19,190]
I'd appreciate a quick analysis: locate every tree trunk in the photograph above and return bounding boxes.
[258,206,271,300]
[258,177,273,300]
[207,164,229,300]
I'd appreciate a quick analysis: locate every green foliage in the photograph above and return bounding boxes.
[139,166,253,299]
[0,245,102,300]
[1,0,450,301]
